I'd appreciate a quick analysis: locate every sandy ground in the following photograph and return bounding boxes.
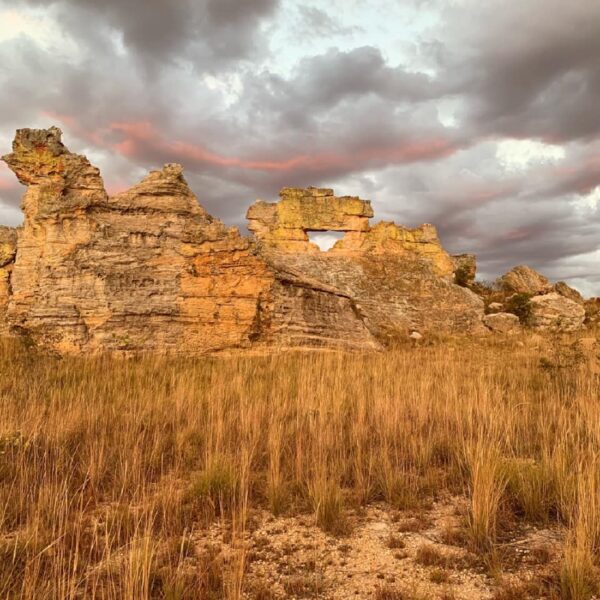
[192,496,564,599]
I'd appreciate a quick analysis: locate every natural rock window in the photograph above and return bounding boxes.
[307,231,345,251]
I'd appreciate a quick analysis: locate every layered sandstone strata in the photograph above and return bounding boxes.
[247,187,373,253]
[247,188,484,342]
[247,188,456,277]
[1,127,486,354]
[2,128,274,353]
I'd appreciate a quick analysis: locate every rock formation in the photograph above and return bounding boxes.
[2,128,274,353]
[451,254,477,286]
[497,265,552,295]
[0,127,588,354]
[492,265,588,332]
[529,293,586,332]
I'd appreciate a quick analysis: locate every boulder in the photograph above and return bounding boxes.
[483,312,521,334]
[498,265,552,295]
[530,293,585,332]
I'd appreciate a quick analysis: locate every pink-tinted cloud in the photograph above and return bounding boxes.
[41,111,105,146]
[546,155,600,197]
[43,114,459,180]
[108,120,458,175]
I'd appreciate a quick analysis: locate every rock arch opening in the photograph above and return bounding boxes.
[306,231,345,251]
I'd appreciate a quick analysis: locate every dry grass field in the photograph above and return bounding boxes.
[0,332,599,599]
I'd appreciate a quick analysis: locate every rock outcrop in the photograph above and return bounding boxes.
[529,293,586,332]
[247,187,373,252]
[0,125,552,355]
[2,128,274,353]
[490,266,588,333]
[247,188,484,342]
[497,265,552,295]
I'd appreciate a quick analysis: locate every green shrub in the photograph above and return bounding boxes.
[505,293,534,326]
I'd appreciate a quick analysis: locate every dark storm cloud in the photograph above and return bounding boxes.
[16,0,280,69]
[366,139,600,290]
[255,46,442,115]
[436,0,600,142]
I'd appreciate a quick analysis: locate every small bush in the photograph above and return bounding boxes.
[505,293,534,326]
[502,458,555,523]
[387,534,406,549]
[374,585,424,600]
[415,545,448,568]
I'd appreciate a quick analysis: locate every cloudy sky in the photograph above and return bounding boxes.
[0,1,599,294]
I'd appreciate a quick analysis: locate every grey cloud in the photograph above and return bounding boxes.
[0,0,599,294]
[257,47,441,117]
[14,0,280,70]
[357,141,600,288]
[436,0,600,142]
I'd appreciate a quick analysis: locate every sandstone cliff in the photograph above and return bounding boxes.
[2,128,273,353]
[0,127,486,354]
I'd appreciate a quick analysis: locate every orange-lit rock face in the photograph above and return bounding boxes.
[248,187,484,340]
[247,188,455,278]
[1,128,275,353]
[247,187,373,253]
[0,128,486,354]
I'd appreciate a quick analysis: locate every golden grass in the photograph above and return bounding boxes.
[0,332,599,598]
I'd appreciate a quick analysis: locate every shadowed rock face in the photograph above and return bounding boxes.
[0,127,485,354]
[451,254,477,285]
